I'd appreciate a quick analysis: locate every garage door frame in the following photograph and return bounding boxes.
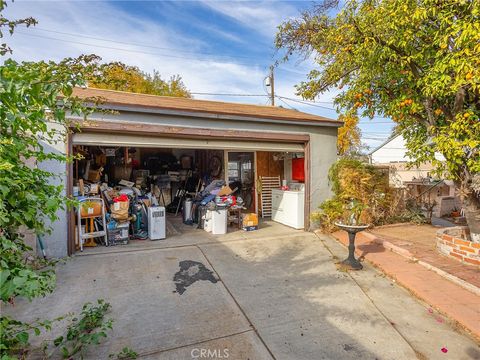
[66,120,311,255]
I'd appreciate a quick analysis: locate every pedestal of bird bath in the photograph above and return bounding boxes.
[334,223,370,270]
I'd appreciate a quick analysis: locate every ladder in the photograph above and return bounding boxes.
[77,197,107,251]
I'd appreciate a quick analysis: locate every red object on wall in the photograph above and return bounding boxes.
[292,157,305,182]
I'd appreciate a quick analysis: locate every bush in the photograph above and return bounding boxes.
[311,198,343,232]
[312,158,400,231]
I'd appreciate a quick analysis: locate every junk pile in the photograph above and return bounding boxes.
[73,146,258,251]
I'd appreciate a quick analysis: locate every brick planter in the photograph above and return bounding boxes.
[436,227,480,266]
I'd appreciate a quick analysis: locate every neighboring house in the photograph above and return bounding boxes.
[368,134,460,217]
[43,88,341,257]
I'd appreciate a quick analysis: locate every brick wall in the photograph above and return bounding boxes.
[436,227,480,266]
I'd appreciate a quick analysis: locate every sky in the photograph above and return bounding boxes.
[3,0,394,150]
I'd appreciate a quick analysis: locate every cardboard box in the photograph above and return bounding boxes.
[111,200,129,221]
[242,213,258,231]
[87,168,103,182]
[218,185,234,196]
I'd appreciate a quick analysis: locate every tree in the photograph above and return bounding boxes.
[337,113,362,155]
[276,0,480,239]
[88,62,192,98]
[0,0,37,55]
[0,54,107,357]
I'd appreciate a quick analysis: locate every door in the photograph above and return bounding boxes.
[226,151,255,212]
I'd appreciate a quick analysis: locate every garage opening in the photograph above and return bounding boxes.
[71,135,306,253]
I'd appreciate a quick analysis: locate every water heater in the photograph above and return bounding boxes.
[148,206,166,240]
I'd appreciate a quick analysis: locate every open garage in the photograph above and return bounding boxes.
[41,88,341,257]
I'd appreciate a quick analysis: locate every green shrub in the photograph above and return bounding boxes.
[313,158,396,231]
[51,300,113,359]
[311,198,343,232]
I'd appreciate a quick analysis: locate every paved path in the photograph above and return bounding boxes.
[332,228,480,343]
[5,224,479,359]
[370,224,480,289]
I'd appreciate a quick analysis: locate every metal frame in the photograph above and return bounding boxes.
[76,197,107,251]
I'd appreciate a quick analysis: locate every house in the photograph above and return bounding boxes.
[368,134,460,217]
[42,88,341,257]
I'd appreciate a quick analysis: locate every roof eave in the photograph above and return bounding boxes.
[368,134,400,155]
[92,103,344,128]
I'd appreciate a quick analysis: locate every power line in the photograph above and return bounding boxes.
[26,26,258,61]
[191,92,267,97]
[195,92,395,123]
[14,31,266,67]
[277,95,396,123]
[358,121,394,124]
[276,96,336,110]
[275,96,298,110]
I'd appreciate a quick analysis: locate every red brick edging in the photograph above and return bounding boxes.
[323,229,480,340]
[436,227,480,267]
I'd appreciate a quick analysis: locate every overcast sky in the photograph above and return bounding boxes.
[3,0,394,149]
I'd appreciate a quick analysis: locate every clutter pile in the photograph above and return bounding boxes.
[73,146,258,251]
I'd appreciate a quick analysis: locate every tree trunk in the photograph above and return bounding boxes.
[464,192,480,243]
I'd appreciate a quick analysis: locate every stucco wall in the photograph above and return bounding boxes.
[47,110,338,255]
[39,124,69,258]
[76,109,338,213]
[308,131,338,214]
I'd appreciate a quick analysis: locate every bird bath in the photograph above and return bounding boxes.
[334,222,370,270]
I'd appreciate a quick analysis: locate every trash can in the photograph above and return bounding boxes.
[183,198,193,223]
[212,207,228,235]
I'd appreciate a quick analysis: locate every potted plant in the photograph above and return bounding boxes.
[450,207,460,218]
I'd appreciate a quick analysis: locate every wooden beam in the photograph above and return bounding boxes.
[66,133,75,256]
[304,141,311,230]
[71,119,310,143]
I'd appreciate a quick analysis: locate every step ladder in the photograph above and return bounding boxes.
[77,197,107,251]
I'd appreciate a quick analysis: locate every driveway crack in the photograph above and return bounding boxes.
[195,244,277,360]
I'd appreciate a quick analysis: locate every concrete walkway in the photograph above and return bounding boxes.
[332,227,480,342]
[4,223,479,359]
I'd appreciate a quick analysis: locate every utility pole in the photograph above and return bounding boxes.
[269,65,275,106]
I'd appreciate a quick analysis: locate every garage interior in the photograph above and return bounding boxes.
[71,133,306,253]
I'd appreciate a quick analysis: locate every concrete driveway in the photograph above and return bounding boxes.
[6,222,479,359]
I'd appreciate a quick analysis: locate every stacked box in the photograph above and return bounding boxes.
[242,213,258,231]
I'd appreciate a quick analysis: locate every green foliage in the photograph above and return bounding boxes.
[51,300,113,359]
[0,54,105,358]
[109,347,138,360]
[88,62,191,98]
[0,0,37,55]
[1,55,100,304]
[0,315,63,358]
[311,198,343,232]
[1,7,136,359]
[276,0,480,220]
[312,158,395,231]
[387,208,427,225]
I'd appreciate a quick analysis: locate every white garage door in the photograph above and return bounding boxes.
[72,132,304,152]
